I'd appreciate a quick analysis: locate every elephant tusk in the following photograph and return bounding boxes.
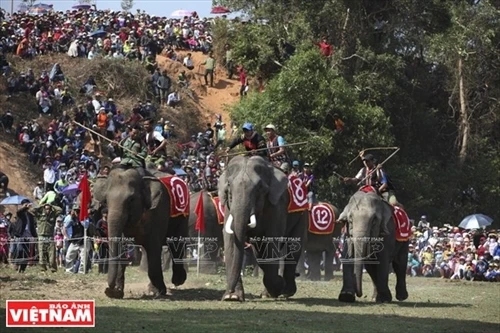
[225,214,234,234]
[248,214,257,228]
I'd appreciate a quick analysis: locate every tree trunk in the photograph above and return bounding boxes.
[458,56,469,167]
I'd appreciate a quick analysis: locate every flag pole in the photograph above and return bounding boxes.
[196,229,201,276]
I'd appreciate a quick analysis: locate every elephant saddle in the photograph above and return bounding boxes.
[287,175,308,213]
[208,193,225,225]
[159,176,190,217]
[393,206,411,241]
[308,202,336,235]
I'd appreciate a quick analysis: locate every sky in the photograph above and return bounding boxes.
[0,0,235,18]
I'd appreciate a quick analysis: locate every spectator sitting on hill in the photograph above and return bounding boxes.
[183,53,194,70]
[1,110,14,133]
[167,91,180,107]
[0,171,9,197]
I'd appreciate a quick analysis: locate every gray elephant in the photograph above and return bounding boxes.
[218,156,306,301]
[93,166,190,299]
[297,202,342,281]
[337,190,409,303]
[188,190,224,274]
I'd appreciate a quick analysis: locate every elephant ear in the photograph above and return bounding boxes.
[218,171,229,206]
[92,175,108,203]
[268,167,288,206]
[142,177,163,210]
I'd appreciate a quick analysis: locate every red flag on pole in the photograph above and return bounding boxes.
[78,172,92,222]
[194,192,205,233]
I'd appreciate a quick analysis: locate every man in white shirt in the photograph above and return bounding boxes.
[43,165,56,191]
[167,91,180,107]
[92,93,102,113]
[33,181,45,200]
[143,119,167,158]
[183,53,194,70]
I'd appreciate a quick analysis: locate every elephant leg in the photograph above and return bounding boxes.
[374,243,392,303]
[281,239,302,298]
[255,240,284,298]
[324,249,334,281]
[393,241,409,301]
[338,238,356,303]
[365,262,379,301]
[168,218,188,287]
[144,243,167,296]
[307,251,322,281]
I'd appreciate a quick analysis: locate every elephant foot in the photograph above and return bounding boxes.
[222,292,244,302]
[396,291,408,302]
[171,268,187,287]
[338,291,356,303]
[263,274,285,298]
[282,281,297,298]
[375,294,393,303]
[324,274,334,282]
[105,287,124,299]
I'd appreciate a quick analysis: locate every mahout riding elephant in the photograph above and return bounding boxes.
[218,155,306,301]
[337,190,409,303]
[188,190,224,274]
[93,165,189,299]
[296,202,342,281]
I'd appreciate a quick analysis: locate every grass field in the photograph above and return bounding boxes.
[1,265,499,333]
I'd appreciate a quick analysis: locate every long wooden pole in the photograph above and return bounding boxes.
[356,148,400,187]
[348,146,400,165]
[72,120,145,160]
[221,141,309,158]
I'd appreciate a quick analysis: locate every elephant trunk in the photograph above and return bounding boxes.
[227,203,252,293]
[354,239,367,298]
[106,209,126,290]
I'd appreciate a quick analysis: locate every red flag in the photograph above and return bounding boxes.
[194,192,205,233]
[78,172,92,222]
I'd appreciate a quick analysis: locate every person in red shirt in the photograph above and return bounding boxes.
[318,36,333,57]
[239,66,248,99]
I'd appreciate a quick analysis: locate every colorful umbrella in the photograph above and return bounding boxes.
[459,214,493,230]
[31,3,54,9]
[210,6,231,14]
[171,9,193,17]
[27,7,50,15]
[62,183,80,197]
[0,195,32,205]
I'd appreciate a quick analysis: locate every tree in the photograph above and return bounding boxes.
[121,0,134,12]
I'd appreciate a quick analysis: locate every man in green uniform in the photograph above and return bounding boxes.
[201,51,216,87]
[119,125,147,168]
[34,203,62,272]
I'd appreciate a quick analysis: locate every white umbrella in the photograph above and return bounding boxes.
[459,214,493,230]
[171,9,193,17]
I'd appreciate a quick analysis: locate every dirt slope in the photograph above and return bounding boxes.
[157,51,240,125]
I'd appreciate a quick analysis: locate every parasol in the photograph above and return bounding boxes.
[210,6,231,14]
[171,9,193,17]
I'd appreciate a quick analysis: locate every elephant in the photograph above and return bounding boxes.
[296,202,342,281]
[337,190,409,303]
[93,165,189,299]
[218,155,306,301]
[188,190,224,274]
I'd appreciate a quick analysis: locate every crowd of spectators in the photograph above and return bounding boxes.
[406,217,499,282]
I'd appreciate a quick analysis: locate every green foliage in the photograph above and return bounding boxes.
[217,0,500,225]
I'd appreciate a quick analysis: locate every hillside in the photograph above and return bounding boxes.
[0,52,240,203]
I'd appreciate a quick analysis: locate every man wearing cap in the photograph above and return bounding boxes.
[290,160,302,177]
[226,122,267,157]
[264,124,288,168]
[9,199,37,273]
[117,125,147,169]
[143,119,167,163]
[33,203,62,272]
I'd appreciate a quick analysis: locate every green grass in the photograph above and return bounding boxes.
[1,266,499,332]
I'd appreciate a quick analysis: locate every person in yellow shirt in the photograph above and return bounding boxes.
[422,245,434,266]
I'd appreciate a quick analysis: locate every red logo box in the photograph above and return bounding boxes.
[6,300,95,327]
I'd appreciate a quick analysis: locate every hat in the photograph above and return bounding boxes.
[21,199,31,205]
[362,154,374,161]
[264,124,276,131]
[242,122,253,131]
[292,160,299,167]
[303,162,311,167]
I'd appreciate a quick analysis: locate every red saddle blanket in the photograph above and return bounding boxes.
[287,175,308,213]
[359,185,378,194]
[210,196,225,225]
[308,202,336,235]
[159,176,190,218]
[393,206,411,241]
